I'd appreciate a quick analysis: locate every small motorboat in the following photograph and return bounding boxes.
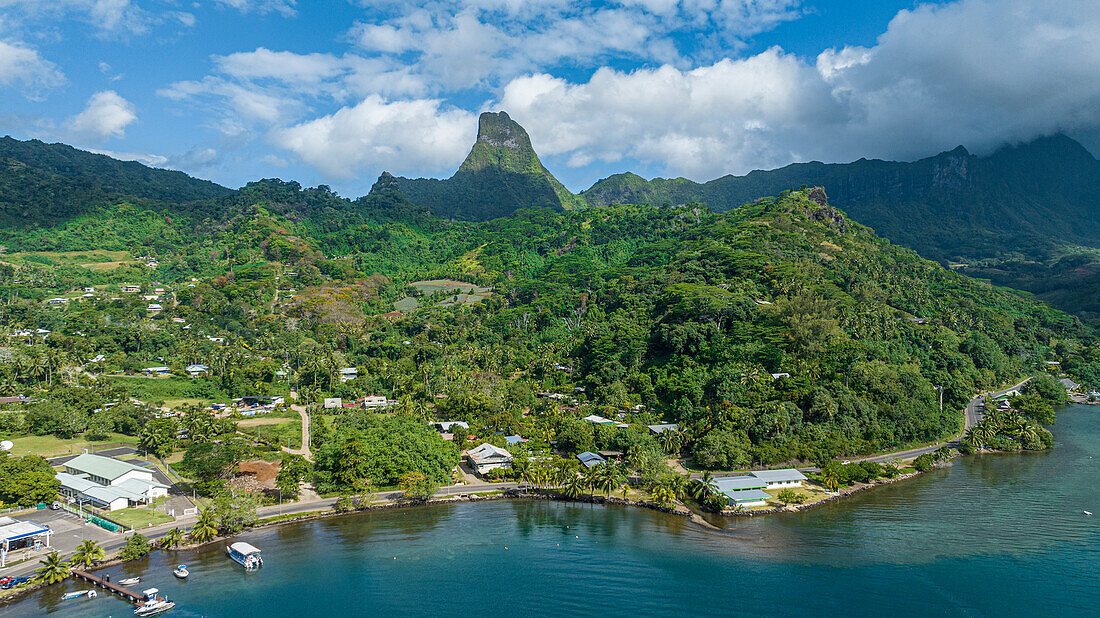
[62,590,96,600]
[1085,511,1093,516]
[172,564,189,579]
[134,596,175,616]
[119,577,141,585]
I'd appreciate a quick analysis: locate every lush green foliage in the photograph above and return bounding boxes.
[0,454,60,506]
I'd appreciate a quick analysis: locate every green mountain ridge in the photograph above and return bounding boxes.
[0,135,232,226]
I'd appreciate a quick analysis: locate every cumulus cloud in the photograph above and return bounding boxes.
[496,0,1100,180]
[272,96,476,178]
[67,90,136,142]
[345,1,803,91]
[0,39,65,97]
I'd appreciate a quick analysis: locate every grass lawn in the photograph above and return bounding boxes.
[11,432,139,458]
[238,420,302,449]
[101,376,231,405]
[764,485,828,507]
[109,506,174,529]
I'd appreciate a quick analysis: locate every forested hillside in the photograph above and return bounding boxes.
[0,136,231,227]
[0,178,1092,475]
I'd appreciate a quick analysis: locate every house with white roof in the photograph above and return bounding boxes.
[583,414,616,425]
[57,453,169,511]
[466,443,513,474]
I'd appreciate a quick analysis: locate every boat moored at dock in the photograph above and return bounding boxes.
[226,542,263,569]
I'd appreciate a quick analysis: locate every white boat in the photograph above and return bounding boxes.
[172,564,189,579]
[134,598,175,616]
[1085,511,1093,516]
[119,577,141,585]
[62,590,96,600]
[226,542,263,569]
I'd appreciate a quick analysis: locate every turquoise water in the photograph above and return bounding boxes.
[7,405,1100,617]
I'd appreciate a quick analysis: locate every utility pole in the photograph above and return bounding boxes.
[934,385,944,413]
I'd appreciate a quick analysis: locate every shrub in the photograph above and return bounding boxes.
[118,534,152,561]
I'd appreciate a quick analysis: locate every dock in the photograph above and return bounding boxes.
[71,569,142,604]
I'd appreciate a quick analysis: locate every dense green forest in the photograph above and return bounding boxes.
[0,175,1092,484]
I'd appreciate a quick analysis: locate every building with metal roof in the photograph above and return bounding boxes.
[647,423,679,434]
[576,451,606,468]
[466,443,513,474]
[710,476,768,493]
[723,489,771,507]
[749,468,807,488]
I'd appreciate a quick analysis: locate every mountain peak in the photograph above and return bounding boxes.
[475,111,532,150]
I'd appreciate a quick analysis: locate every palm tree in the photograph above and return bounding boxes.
[70,540,105,568]
[650,484,675,507]
[823,469,840,492]
[563,475,585,499]
[161,527,185,549]
[690,471,718,501]
[189,508,218,543]
[660,430,683,455]
[33,551,71,583]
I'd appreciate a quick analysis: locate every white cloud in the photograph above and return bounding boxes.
[214,48,347,86]
[272,96,476,178]
[344,1,804,91]
[67,90,137,142]
[496,0,1100,181]
[87,147,167,167]
[215,0,297,17]
[0,39,65,97]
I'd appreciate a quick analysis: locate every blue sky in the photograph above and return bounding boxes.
[2,0,1098,197]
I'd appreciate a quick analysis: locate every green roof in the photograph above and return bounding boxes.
[63,453,149,481]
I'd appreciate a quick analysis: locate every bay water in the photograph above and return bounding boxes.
[7,405,1099,616]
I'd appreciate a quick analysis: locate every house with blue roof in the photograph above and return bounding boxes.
[576,451,606,469]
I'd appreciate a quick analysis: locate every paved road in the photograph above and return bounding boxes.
[857,378,1031,464]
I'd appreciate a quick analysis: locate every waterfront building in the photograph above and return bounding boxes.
[466,443,513,474]
[750,469,807,489]
[57,453,169,511]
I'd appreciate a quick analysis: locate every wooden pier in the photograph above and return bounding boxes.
[71,569,142,605]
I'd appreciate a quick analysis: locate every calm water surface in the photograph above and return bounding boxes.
[7,405,1100,617]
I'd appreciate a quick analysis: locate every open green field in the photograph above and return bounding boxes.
[101,375,232,405]
[238,419,302,449]
[395,279,494,312]
[109,506,174,529]
[10,432,139,458]
[0,250,138,271]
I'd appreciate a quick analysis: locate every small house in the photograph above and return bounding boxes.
[466,443,513,474]
[582,414,616,425]
[121,285,141,293]
[750,468,807,489]
[647,423,679,435]
[338,367,358,383]
[723,489,771,508]
[576,451,605,469]
[147,303,163,312]
[186,364,209,377]
[141,366,171,375]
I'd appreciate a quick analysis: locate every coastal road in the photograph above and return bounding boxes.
[1,481,520,578]
[856,378,1032,464]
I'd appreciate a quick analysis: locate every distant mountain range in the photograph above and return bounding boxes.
[582,134,1100,265]
[2,115,1099,321]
